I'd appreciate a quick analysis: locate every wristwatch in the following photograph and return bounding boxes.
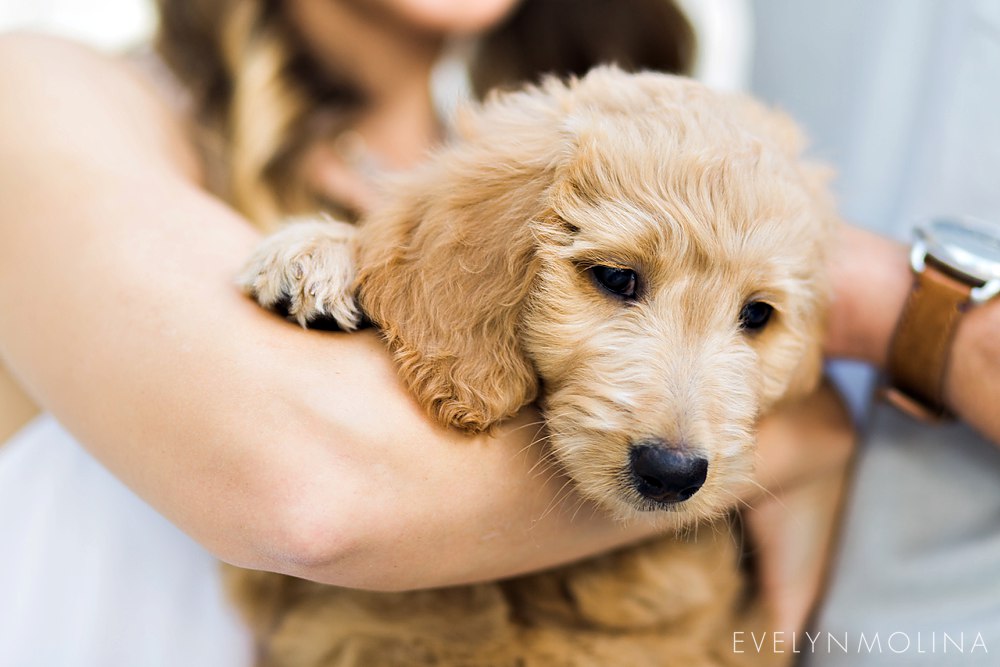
[885,216,1000,420]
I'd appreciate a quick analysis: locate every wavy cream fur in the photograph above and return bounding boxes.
[355,67,834,519]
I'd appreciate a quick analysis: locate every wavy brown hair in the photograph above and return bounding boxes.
[155,0,695,229]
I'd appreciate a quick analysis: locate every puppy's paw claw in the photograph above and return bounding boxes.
[238,218,361,331]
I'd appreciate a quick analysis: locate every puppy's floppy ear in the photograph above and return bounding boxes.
[356,82,573,433]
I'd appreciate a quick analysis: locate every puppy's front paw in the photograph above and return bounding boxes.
[238,217,361,330]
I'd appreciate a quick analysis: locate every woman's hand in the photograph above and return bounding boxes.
[744,382,855,636]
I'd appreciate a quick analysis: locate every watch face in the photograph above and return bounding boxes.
[921,217,1000,283]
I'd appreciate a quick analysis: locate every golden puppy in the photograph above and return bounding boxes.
[234,66,838,666]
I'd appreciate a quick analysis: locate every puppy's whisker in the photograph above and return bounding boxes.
[741,476,782,506]
[526,451,563,480]
[531,461,567,493]
[507,419,549,437]
[568,495,597,525]
[516,437,552,463]
[533,479,579,526]
[717,488,753,513]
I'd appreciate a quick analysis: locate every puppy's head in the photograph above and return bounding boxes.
[357,67,836,521]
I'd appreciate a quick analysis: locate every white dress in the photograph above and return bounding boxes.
[0,416,253,666]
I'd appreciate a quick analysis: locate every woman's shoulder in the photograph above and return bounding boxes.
[0,30,92,58]
[0,31,137,89]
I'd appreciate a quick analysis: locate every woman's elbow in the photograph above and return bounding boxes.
[230,470,439,591]
[205,438,371,582]
[267,491,366,576]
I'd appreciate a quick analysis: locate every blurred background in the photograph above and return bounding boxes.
[0,0,154,50]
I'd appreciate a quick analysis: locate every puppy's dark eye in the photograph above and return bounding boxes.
[739,301,774,331]
[591,266,638,298]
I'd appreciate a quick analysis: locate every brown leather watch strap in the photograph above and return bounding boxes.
[885,261,973,420]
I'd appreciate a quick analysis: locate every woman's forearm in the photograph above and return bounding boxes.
[0,185,848,591]
[826,222,1000,442]
[0,34,666,587]
[0,34,857,592]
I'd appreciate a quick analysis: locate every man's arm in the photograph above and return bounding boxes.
[826,223,1000,441]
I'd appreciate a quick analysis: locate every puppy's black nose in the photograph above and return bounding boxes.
[629,442,708,504]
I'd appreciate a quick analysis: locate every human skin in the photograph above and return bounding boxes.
[0,35,650,587]
[0,33,854,597]
[826,223,1000,442]
[370,0,522,32]
[282,0,523,216]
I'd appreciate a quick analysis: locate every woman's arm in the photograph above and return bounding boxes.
[0,34,851,593]
[826,223,1000,441]
[0,34,635,587]
[0,34,670,589]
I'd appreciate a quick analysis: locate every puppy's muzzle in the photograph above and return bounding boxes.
[628,441,708,505]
